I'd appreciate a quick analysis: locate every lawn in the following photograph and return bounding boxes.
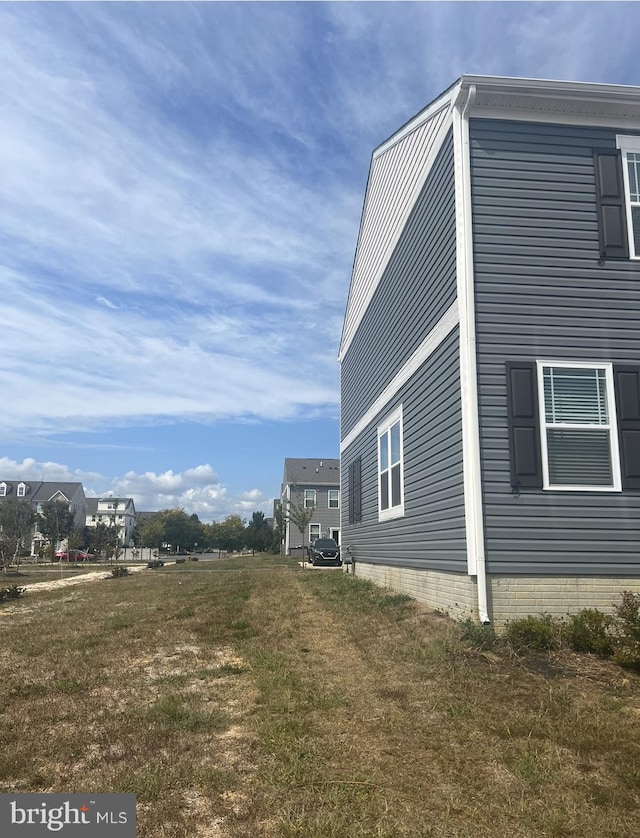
[1,555,639,837]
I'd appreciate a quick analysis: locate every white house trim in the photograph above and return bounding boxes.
[340,301,458,453]
[473,109,640,130]
[453,82,490,624]
[339,106,454,362]
[616,134,640,261]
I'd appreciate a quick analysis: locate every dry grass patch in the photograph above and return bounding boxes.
[1,555,640,837]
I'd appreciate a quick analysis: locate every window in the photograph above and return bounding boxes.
[328,489,339,509]
[537,363,621,490]
[17,483,26,497]
[304,489,316,509]
[506,361,626,492]
[348,457,362,524]
[309,523,321,541]
[378,406,404,520]
[616,136,640,259]
[0,483,6,497]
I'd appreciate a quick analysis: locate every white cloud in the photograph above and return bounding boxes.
[0,457,267,523]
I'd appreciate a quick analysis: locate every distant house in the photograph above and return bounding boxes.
[85,495,137,547]
[0,480,87,554]
[339,75,640,626]
[280,458,341,553]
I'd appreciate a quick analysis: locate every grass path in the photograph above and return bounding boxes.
[1,557,639,837]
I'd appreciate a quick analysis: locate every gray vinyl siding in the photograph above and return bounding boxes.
[471,118,640,576]
[287,484,340,545]
[341,328,466,572]
[341,130,456,437]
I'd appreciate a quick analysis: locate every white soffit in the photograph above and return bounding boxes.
[463,75,640,124]
[339,93,455,360]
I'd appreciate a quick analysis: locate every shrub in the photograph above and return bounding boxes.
[565,609,614,656]
[459,617,495,651]
[612,591,640,671]
[505,614,561,652]
[107,566,131,579]
[0,585,26,601]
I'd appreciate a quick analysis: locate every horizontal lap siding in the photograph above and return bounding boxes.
[471,118,640,576]
[341,131,456,437]
[341,329,467,572]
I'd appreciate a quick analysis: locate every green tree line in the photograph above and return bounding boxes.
[134,508,280,555]
[0,501,283,566]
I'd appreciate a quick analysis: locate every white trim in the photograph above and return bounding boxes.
[616,134,640,260]
[470,109,640,131]
[338,108,454,361]
[309,523,321,542]
[374,96,453,159]
[340,302,458,453]
[328,489,340,509]
[458,74,640,99]
[453,86,488,624]
[536,360,622,492]
[304,488,317,509]
[377,404,405,522]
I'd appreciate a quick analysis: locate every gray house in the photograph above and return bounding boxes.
[339,75,640,626]
[0,480,87,554]
[280,458,341,554]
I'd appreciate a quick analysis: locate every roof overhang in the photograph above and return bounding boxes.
[458,74,640,125]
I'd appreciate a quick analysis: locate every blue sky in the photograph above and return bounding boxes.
[1,1,639,521]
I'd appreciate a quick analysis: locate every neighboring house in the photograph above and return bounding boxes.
[280,458,341,554]
[339,74,640,627]
[86,495,137,547]
[0,480,87,554]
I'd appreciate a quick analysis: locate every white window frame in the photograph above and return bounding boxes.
[0,483,6,497]
[304,489,316,509]
[309,523,321,541]
[17,482,26,497]
[616,134,640,260]
[536,360,621,492]
[328,489,340,509]
[377,404,405,521]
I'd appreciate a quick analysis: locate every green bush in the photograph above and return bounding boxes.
[459,618,495,651]
[612,591,640,671]
[565,609,614,656]
[505,614,561,651]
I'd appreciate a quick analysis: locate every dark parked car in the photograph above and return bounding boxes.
[307,538,341,566]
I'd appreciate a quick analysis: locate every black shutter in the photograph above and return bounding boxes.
[506,362,543,489]
[594,149,629,260]
[614,365,640,489]
[348,457,362,524]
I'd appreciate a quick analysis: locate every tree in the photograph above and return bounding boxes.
[85,522,120,560]
[0,499,36,573]
[37,500,76,562]
[245,511,271,555]
[135,516,166,551]
[270,501,286,555]
[286,500,315,556]
[218,515,246,553]
[159,508,204,552]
